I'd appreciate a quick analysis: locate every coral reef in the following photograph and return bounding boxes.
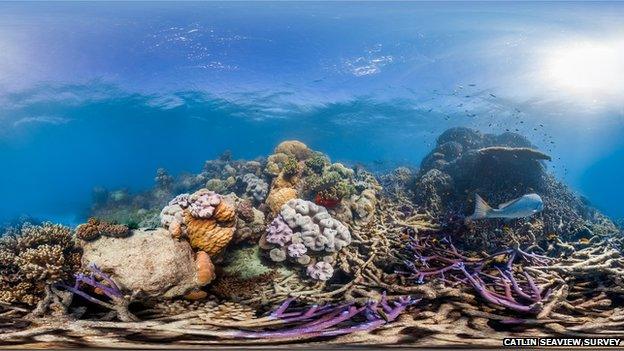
[410,127,618,251]
[80,228,210,299]
[3,135,621,347]
[261,199,351,281]
[0,223,80,313]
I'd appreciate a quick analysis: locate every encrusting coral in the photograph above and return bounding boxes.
[76,217,131,241]
[0,222,81,314]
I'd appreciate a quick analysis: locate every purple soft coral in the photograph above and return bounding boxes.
[266,215,294,246]
[400,235,552,314]
[231,293,418,339]
[59,264,138,321]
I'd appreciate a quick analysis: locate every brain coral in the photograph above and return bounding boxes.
[266,187,298,215]
[274,140,313,160]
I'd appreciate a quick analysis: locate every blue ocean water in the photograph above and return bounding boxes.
[0,2,623,225]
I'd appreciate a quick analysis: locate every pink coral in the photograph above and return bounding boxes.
[266,215,293,247]
[287,243,307,258]
[188,191,221,218]
[306,261,334,281]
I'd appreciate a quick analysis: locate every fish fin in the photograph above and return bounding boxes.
[498,197,520,209]
[469,194,492,220]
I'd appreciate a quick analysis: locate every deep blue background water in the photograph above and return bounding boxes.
[0,2,623,225]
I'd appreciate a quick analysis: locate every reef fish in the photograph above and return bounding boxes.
[467,193,544,221]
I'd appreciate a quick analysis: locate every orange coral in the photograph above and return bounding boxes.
[184,202,235,256]
[212,200,236,223]
[266,187,297,214]
[195,251,216,285]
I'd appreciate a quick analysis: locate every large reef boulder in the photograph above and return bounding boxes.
[80,228,212,299]
[413,127,618,252]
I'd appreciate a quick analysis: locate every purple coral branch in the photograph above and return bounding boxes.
[231,294,417,339]
[402,235,548,314]
[59,264,124,307]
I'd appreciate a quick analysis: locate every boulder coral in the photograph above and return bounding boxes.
[160,189,236,257]
[266,187,298,215]
[261,199,351,281]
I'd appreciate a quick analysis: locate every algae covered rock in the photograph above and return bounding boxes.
[80,228,206,299]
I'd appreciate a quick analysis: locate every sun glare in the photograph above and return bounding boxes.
[544,40,624,95]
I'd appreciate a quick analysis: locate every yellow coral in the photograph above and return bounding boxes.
[274,140,313,160]
[266,187,297,214]
[184,202,235,256]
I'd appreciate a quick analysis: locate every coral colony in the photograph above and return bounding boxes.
[1,129,624,347]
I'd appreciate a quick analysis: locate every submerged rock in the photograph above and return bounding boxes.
[80,228,207,299]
